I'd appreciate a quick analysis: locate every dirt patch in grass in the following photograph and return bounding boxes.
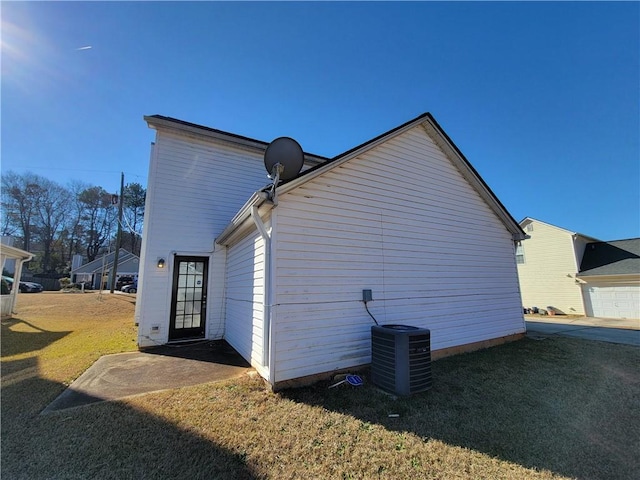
[2,296,639,479]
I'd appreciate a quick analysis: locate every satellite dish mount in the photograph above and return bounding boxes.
[263,137,304,205]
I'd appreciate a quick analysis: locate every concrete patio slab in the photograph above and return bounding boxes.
[42,340,251,413]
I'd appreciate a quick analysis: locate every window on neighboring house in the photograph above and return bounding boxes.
[516,244,525,264]
[526,223,534,232]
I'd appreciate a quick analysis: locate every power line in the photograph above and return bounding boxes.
[118,215,142,238]
[3,166,147,181]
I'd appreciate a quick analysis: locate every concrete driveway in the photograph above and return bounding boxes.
[525,315,640,346]
[43,340,251,413]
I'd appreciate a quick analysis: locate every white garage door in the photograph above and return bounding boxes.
[583,284,640,319]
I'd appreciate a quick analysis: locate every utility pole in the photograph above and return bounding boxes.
[109,172,125,293]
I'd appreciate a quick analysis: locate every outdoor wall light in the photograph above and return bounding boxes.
[157,258,165,269]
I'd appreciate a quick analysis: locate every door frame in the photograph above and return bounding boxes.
[168,255,209,341]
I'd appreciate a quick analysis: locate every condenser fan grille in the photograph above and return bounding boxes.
[371,325,432,396]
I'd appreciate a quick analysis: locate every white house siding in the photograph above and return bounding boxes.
[224,227,269,379]
[516,221,586,314]
[271,126,524,383]
[136,130,271,346]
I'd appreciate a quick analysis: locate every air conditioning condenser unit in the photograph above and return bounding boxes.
[371,324,432,396]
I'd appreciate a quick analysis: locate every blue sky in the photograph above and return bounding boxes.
[2,2,638,240]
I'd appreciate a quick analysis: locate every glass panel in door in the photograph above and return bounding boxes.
[169,256,208,340]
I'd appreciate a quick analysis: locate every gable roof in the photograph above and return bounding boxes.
[578,238,640,277]
[217,112,526,245]
[519,217,600,242]
[71,249,139,274]
[282,113,523,235]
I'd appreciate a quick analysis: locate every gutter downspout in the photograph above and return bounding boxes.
[251,206,272,368]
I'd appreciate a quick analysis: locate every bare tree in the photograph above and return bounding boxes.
[78,186,116,262]
[0,206,17,237]
[1,172,143,273]
[32,179,71,273]
[61,181,91,265]
[1,171,40,251]
[122,182,146,256]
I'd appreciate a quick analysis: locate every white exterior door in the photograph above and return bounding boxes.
[583,284,640,319]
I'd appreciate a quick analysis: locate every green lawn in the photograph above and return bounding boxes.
[2,293,639,479]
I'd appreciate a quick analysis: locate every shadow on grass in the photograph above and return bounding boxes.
[281,337,640,480]
[1,317,71,357]
[1,357,260,480]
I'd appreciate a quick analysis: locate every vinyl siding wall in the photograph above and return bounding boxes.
[136,131,270,346]
[225,227,269,379]
[271,126,525,383]
[516,221,585,314]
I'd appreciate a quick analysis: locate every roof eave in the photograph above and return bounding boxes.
[0,243,33,261]
[576,272,640,280]
[216,191,273,247]
[144,115,328,167]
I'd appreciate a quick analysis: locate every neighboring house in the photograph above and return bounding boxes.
[516,218,599,315]
[516,218,639,320]
[71,249,140,290]
[136,112,527,389]
[578,238,640,319]
[0,242,34,317]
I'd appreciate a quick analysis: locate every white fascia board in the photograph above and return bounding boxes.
[0,243,33,261]
[216,192,273,247]
[576,273,640,282]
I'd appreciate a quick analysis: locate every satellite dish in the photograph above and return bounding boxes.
[264,137,304,182]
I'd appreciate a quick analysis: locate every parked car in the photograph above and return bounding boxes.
[115,276,135,290]
[121,280,137,294]
[19,281,44,293]
[2,276,44,293]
